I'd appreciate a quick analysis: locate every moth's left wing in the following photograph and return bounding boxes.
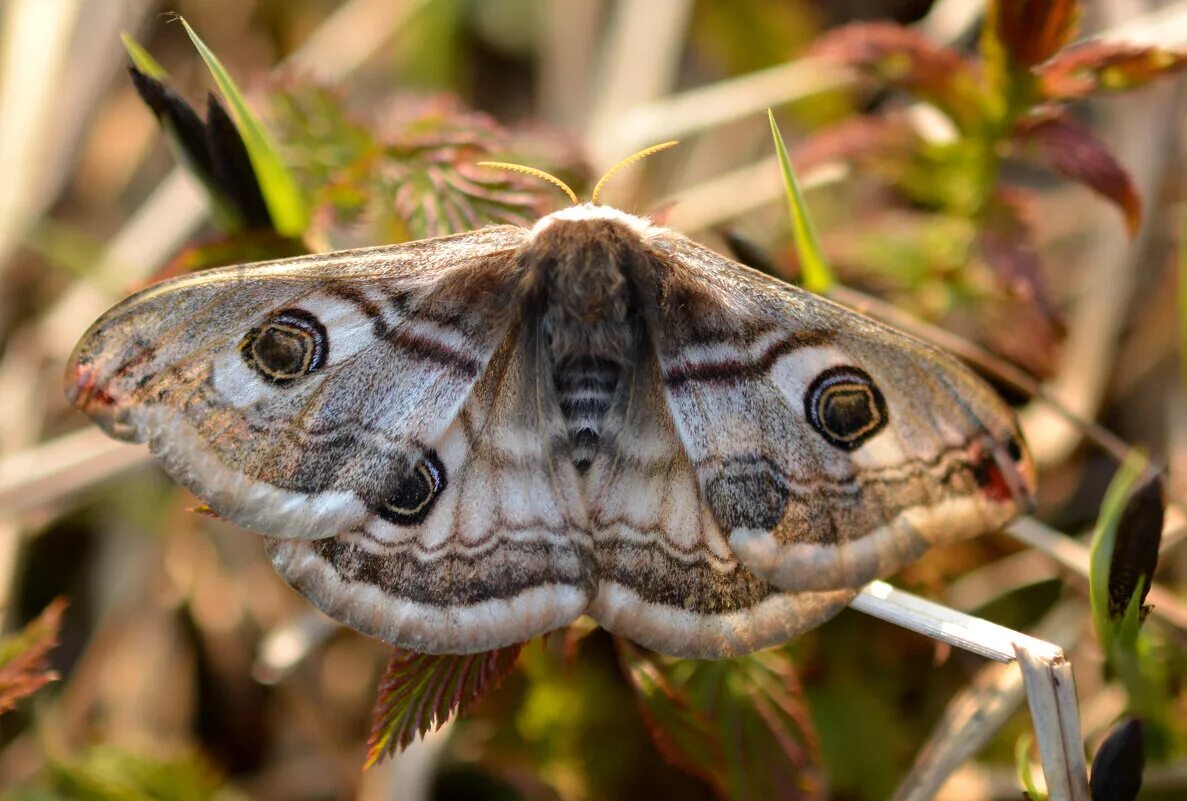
[67,227,599,653]
[585,346,855,658]
[66,227,528,540]
[642,231,1036,594]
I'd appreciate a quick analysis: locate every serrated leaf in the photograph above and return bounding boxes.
[180,17,308,237]
[991,0,1081,68]
[120,32,169,79]
[615,641,726,795]
[770,110,833,293]
[366,643,524,768]
[1038,42,1187,100]
[1014,111,1142,235]
[0,598,67,715]
[807,22,981,130]
[619,640,824,801]
[269,87,555,244]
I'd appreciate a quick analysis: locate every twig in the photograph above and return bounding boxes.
[587,0,693,171]
[853,581,1063,664]
[888,600,1088,801]
[854,583,1092,801]
[0,427,148,517]
[1015,644,1091,801]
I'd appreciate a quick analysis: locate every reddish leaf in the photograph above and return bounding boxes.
[616,641,727,795]
[0,598,67,715]
[978,189,1065,340]
[1038,42,1187,99]
[808,22,980,129]
[617,639,825,801]
[991,0,1081,67]
[790,115,919,175]
[1015,112,1142,235]
[974,190,1065,378]
[365,643,523,768]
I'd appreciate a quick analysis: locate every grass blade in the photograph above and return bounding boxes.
[180,17,308,237]
[120,32,169,79]
[768,108,834,293]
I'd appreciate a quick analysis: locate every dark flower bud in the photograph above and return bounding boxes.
[1090,718,1144,801]
[1108,473,1163,621]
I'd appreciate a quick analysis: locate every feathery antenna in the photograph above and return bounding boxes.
[476,161,578,205]
[479,141,679,207]
[591,141,678,205]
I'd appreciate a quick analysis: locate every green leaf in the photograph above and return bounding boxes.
[366,643,524,768]
[45,745,235,801]
[1015,733,1047,801]
[769,109,834,293]
[120,32,169,79]
[1088,454,1146,657]
[268,85,556,243]
[179,17,308,237]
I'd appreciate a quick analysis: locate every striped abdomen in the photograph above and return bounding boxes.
[555,355,620,473]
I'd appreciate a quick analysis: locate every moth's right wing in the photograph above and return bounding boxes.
[641,231,1034,595]
[584,346,856,658]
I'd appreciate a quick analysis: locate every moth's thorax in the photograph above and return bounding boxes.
[523,210,654,364]
[522,208,656,471]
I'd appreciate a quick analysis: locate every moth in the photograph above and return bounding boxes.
[65,159,1036,659]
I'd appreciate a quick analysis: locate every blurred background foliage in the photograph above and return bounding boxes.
[1,0,1187,799]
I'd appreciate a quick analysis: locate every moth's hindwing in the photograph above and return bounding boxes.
[585,347,855,658]
[266,324,597,653]
[643,231,1036,595]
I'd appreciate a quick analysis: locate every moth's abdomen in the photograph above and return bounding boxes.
[555,355,620,473]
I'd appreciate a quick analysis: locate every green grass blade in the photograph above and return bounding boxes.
[120,32,169,79]
[1088,454,1146,657]
[768,108,834,293]
[1014,734,1046,801]
[180,17,308,237]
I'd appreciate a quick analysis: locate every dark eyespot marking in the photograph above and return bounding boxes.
[804,365,888,451]
[1006,436,1024,463]
[240,308,328,385]
[706,457,790,530]
[378,451,447,526]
